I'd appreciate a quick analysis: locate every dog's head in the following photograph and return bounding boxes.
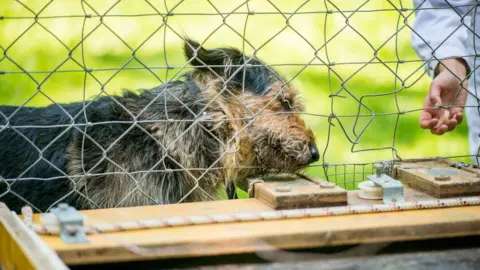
[183,39,319,173]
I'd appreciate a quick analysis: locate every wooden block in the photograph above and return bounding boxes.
[0,203,68,270]
[252,174,347,210]
[395,159,480,198]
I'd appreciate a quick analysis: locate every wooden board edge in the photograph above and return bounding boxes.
[254,183,278,209]
[0,203,69,270]
[159,246,480,270]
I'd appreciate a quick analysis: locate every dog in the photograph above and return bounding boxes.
[0,39,319,213]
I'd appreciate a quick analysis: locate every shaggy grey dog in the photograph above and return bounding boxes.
[0,39,319,213]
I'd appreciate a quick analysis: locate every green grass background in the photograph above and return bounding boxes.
[0,1,471,198]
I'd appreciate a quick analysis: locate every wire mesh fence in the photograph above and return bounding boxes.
[1,0,479,213]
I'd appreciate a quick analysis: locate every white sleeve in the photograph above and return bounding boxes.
[411,0,475,77]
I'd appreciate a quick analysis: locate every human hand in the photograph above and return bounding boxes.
[420,58,468,135]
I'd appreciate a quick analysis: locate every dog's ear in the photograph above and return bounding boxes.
[183,39,242,76]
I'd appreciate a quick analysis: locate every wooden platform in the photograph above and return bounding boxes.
[1,161,480,269]
[33,190,480,266]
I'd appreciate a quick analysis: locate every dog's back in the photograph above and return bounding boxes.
[0,82,215,213]
[0,103,85,212]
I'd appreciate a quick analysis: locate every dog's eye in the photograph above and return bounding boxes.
[281,100,292,111]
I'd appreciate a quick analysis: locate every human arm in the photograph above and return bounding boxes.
[411,0,474,134]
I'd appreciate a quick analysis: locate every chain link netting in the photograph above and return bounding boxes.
[1,0,479,212]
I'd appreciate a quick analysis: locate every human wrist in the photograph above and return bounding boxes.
[437,58,468,80]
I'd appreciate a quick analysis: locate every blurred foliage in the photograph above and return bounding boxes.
[0,1,471,197]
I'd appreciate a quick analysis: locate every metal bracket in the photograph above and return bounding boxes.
[50,203,89,244]
[367,163,405,204]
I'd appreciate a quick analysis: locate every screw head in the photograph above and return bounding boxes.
[434,175,451,181]
[319,182,335,188]
[275,185,291,193]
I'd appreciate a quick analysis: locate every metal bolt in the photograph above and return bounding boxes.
[434,175,451,181]
[275,185,291,192]
[319,182,335,188]
[374,163,383,178]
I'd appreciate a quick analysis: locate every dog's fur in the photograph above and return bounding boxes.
[0,39,319,213]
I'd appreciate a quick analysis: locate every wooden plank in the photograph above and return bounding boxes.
[253,178,347,210]
[33,198,480,266]
[395,160,480,198]
[0,203,69,270]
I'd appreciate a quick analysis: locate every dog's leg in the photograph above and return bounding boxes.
[226,181,238,200]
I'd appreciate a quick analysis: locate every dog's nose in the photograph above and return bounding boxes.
[309,143,320,163]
